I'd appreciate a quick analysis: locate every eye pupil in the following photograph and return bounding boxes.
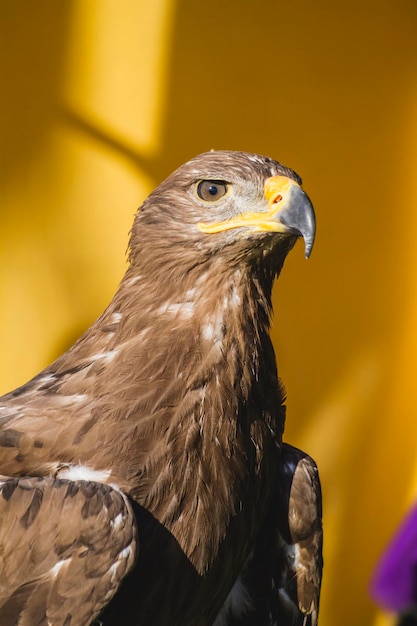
[197,180,228,202]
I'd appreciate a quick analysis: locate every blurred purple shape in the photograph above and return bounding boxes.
[371,502,417,612]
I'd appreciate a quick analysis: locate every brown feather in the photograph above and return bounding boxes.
[0,477,136,626]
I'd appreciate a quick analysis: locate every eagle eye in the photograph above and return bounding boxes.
[196,180,228,202]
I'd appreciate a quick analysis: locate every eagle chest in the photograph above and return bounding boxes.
[115,376,280,626]
[126,311,280,574]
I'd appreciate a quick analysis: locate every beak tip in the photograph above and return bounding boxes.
[304,237,314,259]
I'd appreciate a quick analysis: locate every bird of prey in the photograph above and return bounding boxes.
[0,151,322,626]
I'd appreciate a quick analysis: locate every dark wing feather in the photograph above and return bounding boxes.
[0,477,137,626]
[220,443,322,626]
[274,443,323,625]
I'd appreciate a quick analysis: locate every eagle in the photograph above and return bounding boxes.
[0,151,322,626]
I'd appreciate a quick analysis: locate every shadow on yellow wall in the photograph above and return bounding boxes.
[1,1,417,624]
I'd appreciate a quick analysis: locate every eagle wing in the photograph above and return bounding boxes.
[274,443,323,625]
[218,443,323,626]
[0,477,137,626]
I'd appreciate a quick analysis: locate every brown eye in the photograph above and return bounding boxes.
[196,180,228,202]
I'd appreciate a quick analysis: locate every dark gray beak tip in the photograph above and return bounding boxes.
[279,186,316,260]
[304,235,315,259]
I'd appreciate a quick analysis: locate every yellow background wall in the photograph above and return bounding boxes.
[1,2,417,624]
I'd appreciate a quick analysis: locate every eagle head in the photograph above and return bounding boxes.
[129,151,315,276]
